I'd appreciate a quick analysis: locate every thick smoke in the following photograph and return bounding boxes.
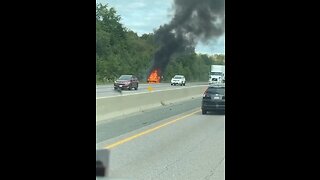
[148,0,225,78]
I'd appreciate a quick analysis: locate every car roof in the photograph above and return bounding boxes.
[208,84,225,88]
[174,75,184,77]
[120,75,133,77]
[208,86,225,89]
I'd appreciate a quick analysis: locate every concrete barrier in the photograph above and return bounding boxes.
[96,85,207,122]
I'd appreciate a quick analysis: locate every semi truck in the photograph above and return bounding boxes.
[209,65,225,84]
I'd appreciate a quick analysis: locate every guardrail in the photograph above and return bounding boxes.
[96,85,207,122]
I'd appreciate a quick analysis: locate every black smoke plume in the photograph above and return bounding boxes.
[147,0,225,79]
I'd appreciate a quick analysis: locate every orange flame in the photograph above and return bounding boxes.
[147,69,161,83]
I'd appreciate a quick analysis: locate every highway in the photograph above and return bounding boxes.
[96,98,225,180]
[96,82,208,98]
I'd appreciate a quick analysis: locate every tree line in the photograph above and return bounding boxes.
[96,3,225,84]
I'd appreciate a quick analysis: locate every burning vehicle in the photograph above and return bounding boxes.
[147,69,161,83]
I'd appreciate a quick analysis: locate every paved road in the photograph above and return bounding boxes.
[96,98,225,180]
[96,82,208,98]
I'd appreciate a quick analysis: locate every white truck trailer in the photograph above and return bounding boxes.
[209,65,225,84]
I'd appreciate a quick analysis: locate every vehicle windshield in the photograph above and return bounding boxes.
[118,75,132,80]
[173,76,182,79]
[211,72,223,75]
[207,87,225,94]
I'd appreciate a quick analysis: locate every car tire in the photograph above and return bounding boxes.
[202,109,207,115]
[128,85,131,90]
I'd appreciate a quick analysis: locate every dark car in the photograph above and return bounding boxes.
[114,75,139,90]
[201,85,225,114]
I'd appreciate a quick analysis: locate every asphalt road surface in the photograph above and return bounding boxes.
[96,98,225,180]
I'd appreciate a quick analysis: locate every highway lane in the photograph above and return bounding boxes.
[96,98,203,142]
[96,82,208,98]
[96,101,225,179]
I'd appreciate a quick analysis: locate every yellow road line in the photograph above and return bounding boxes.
[105,109,200,149]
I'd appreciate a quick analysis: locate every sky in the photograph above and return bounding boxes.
[96,0,225,55]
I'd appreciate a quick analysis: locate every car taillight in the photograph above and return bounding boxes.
[203,90,210,98]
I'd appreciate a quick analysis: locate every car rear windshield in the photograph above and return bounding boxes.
[118,75,132,80]
[207,87,225,94]
[174,77,182,79]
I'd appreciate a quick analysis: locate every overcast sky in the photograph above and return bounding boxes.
[96,0,225,55]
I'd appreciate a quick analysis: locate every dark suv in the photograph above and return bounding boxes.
[114,75,139,90]
[201,85,225,114]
